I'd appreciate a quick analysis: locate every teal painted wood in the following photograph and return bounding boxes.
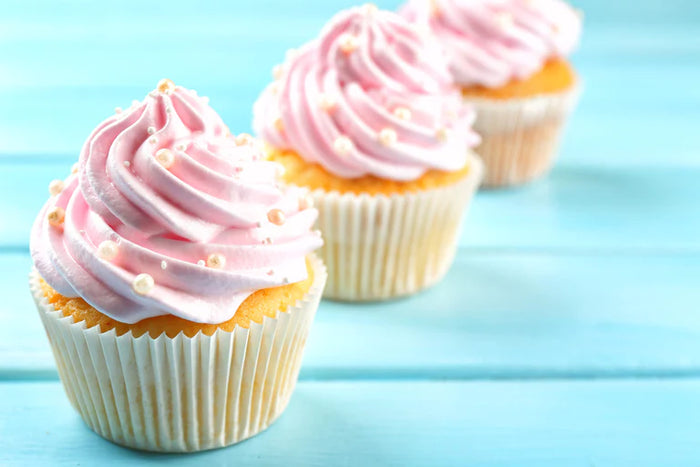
[3,163,699,251]
[1,379,699,465]
[5,250,700,379]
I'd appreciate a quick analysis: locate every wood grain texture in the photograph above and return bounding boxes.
[1,379,698,466]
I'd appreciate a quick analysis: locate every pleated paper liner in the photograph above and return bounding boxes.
[466,84,581,188]
[311,153,483,301]
[30,255,327,453]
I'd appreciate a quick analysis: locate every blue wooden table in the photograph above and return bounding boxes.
[1,0,699,465]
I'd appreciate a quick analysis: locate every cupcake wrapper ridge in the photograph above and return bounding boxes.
[30,255,327,453]
[312,153,483,301]
[466,84,581,188]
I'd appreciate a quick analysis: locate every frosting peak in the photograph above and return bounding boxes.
[401,0,582,88]
[31,82,322,325]
[254,6,480,181]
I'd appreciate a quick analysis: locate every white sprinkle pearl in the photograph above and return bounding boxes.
[97,240,119,261]
[379,128,398,146]
[197,260,206,267]
[123,161,131,168]
[115,107,122,114]
[299,194,314,210]
[393,107,412,121]
[495,12,514,29]
[147,126,156,135]
[272,65,284,80]
[157,78,175,94]
[267,209,285,226]
[339,34,359,54]
[436,127,450,143]
[235,133,253,146]
[161,260,168,270]
[71,163,79,174]
[47,207,65,228]
[132,273,154,296]
[333,136,354,156]
[206,253,226,269]
[155,149,175,169]
[319,94,337,112]
[149,137,158,145]
[362,3,378,16]
[48,180,65,196]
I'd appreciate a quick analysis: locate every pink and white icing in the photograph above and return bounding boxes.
[31,83,322,325]
[401,0,582,88]
[254,6,480,182]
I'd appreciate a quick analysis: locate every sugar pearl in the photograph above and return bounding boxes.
[155,149,175,169]
[149,137,158,145]
[299,194,314,210]
[197,260,206,267]
[379,128,398,146]
[436,127,450,143]
[157,78,175,94]
[272,64,284,80]
[97,240,119,261]
[47,207,65,228]
[235,133,253,146]
[393,107,412,121]
[495,12,514,29]
[362,3,378,16]
[161,261,168,270]
[48,179,65,196]
[319,94,337,112]
[333,136,354,156]
[206,253,226,269]
[267,209,285,226]
[71,163,79,174]
[115,107,123,114]
[132,273,154,295]
[147,126,156,135]
[339,34,359,54]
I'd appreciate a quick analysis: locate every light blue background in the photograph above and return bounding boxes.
[1,0,699,465]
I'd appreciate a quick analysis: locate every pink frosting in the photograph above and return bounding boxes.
[31,84,322,325]
[254,6,480,182]
[401,0,582,88]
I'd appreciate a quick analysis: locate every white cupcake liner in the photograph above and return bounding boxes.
[465,84,581,187]
[311,153,483,301]
[30,255,326,453]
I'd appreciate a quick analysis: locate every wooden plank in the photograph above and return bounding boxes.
[4,250,700,379]
[3,163,699,251]
[0,379,698,465]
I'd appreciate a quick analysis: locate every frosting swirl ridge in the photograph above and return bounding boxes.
[401,0,582,88]
[31,83,322,325]
[254,6,480,181]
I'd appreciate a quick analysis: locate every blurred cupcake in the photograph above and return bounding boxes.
[254,5,483,301]
[402,0,582,187]
[29,80,325,452]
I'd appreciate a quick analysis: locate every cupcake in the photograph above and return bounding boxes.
[254,6,483,301]
[402,0,582,187]
[29,80,326,452]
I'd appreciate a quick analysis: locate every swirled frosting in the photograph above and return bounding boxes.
[31,82,322,325]
[254,6,480,182]
[401,0,582,88]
